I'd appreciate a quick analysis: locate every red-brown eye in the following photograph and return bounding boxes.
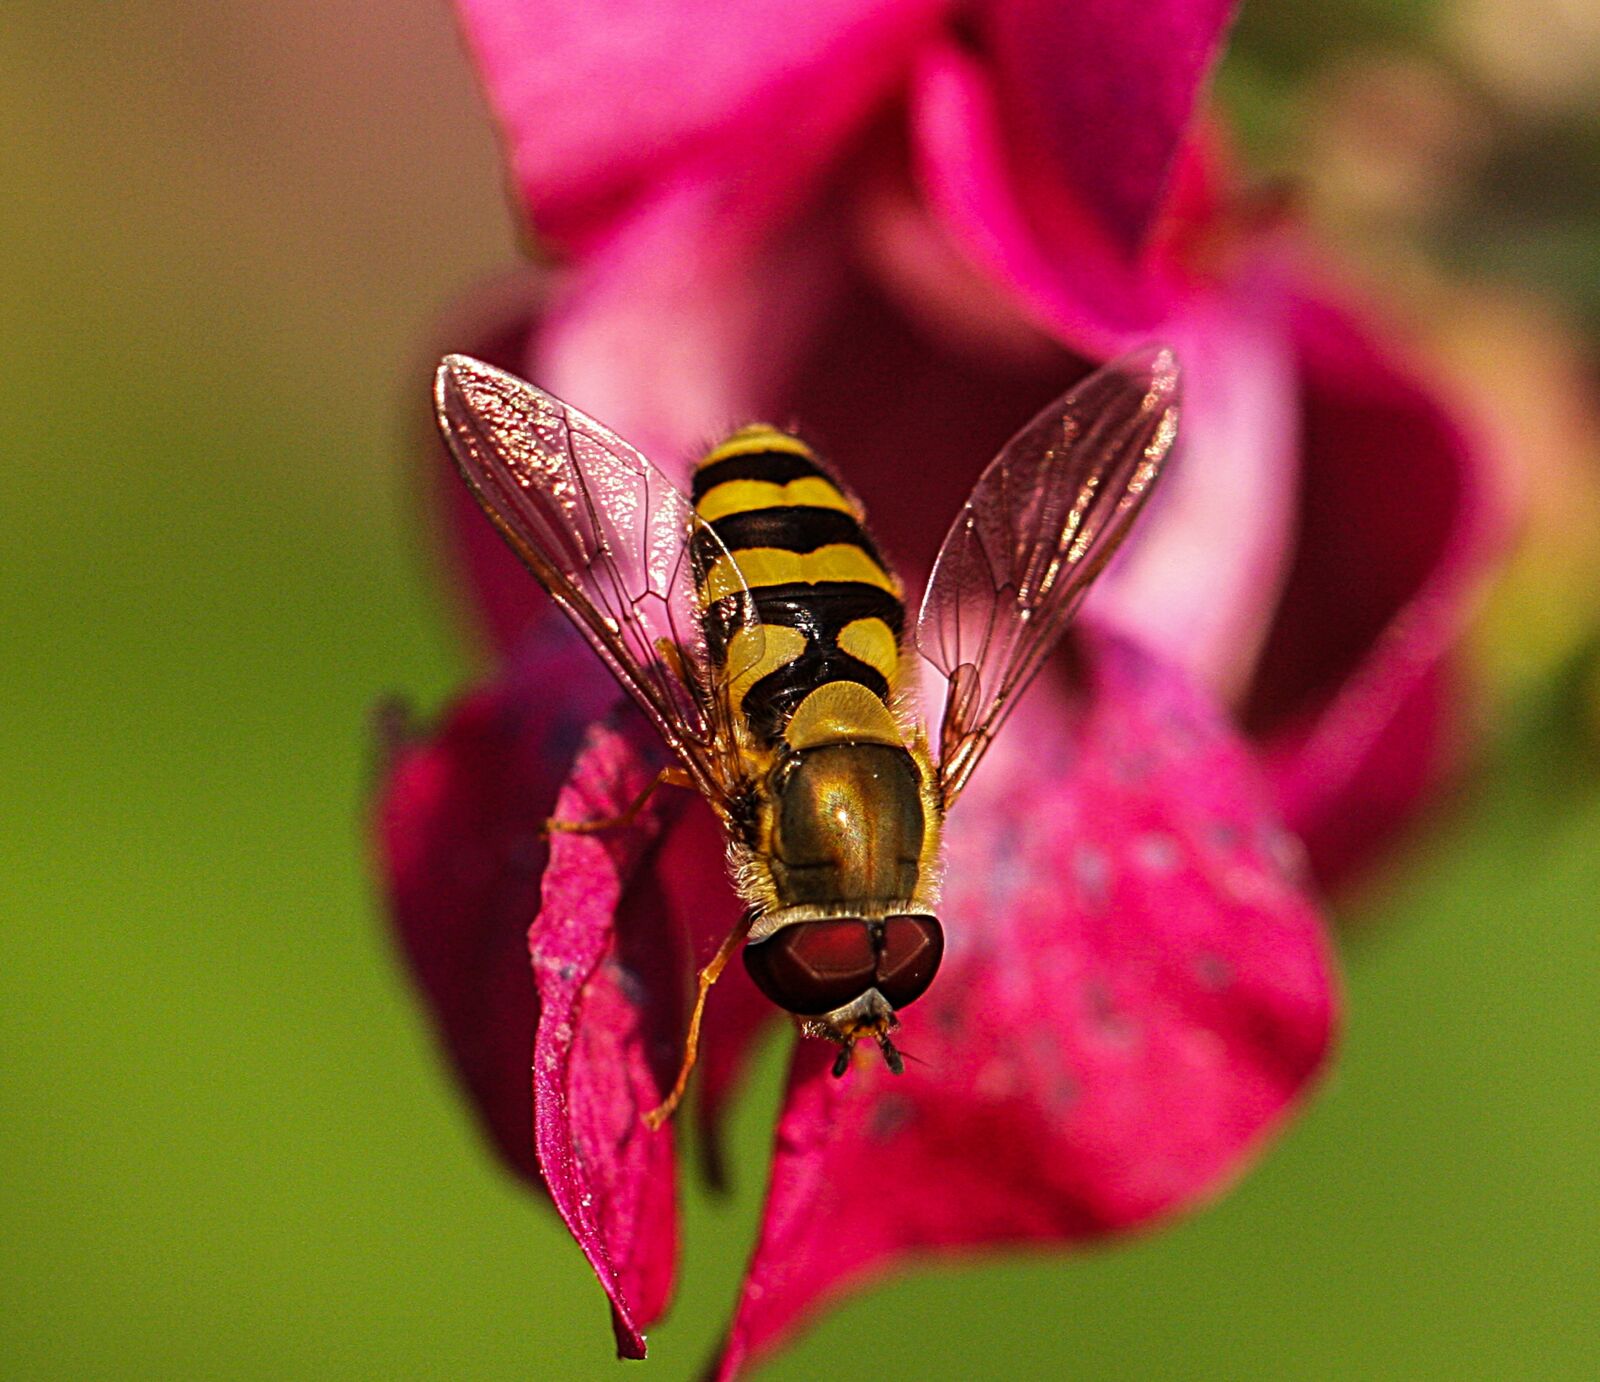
[743,920,876,1016]
[875,915,944,1010]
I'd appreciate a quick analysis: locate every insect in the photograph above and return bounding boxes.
[433,348,1180,1127]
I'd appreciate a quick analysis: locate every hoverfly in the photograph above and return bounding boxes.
[433,348,1179,1127]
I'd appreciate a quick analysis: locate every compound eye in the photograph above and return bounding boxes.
[874,915,944,1010]
[743,920,876,1016]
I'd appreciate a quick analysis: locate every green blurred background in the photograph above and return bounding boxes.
[3,3,1597,1378]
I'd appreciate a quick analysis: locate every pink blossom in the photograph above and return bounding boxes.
[376,0,1499,1370]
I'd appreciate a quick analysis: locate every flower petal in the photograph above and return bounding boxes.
[457,0,942,249]
[983,0,1238,256]
[533,180,846,472]
[1092,284,1301,701]
[374,618,687,1357]
[375,617,614,1180]
[828,140,1304,705]
[529,707,684,1358]
[714,626,1337,1375]
[910,41,1166,355]
[1243,288,1507,885]
[780,265,1080,576]
[425,184,846,654]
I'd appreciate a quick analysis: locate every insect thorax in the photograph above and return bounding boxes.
[764,741,926,904]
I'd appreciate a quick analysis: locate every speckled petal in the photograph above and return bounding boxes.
[375,619,694,1358]
[528,708,684,1358]
[713,625,1337,1376]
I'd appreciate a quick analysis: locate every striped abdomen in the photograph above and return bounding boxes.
[692,427,907,755]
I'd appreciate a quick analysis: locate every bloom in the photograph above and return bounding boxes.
[376,0,1498,1371]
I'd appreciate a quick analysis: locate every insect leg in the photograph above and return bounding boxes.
[873,1029,905,1076]
[831,1042,854,1079]
[643,910,756,1131]
[543,765,696,835]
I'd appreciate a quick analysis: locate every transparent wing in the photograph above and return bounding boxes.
[433,355,762,806]
[916,345,1181,807]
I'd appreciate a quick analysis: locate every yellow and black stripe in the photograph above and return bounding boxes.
[692,426,906,753]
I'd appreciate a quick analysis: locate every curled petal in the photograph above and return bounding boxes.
[903,54,1302,701]
[374,620,691,1357]
[910,41,1168,355]
[715,627,1337,1375]
[529,709,684,1357]
[983,0,1238,257]
[1244,288,1508,885]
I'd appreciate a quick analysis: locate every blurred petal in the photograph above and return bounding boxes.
[1272,656,1466,888]
[779,266,1077,575]
[1244,289,1506,885]
[1092,285,1300,700]
[529,708,684,1357]
[533,179,846,469]
[425,187,846,654]
[851,144,1067,369]
[910,41,1166,355]
[907,48,1299,694]
[715,627,1337,1375]
[653,800,777,1190]
[375,617,613,1180]
[457,0,942,248]
[984,0,1239,254]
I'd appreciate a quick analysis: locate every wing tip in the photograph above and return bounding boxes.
[1115,342,1182,408]
[434,355,540,451]
[434,353,477,426]
[435,351,496,404]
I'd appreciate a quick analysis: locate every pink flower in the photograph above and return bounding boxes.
[376,0,1498,1372]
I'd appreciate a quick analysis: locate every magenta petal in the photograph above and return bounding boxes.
[715,627,1337,1375]
[1272,656,1465,889]
[651,800,778,1187]
[910,41,1167,355]
[375,617,688,1356]
[458,0,942,248]
[1092,284,1300,700]
[1245,288,1506,886]
[532,176,852,478]
[985,0,1239,255]
[376,618,616,1180]
[529,708,685,1357]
